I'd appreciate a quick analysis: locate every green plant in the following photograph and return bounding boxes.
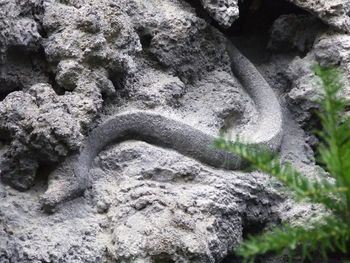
[215,65,350,262]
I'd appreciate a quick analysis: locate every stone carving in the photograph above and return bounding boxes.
[40,41,282,212]
[1,0,343,262]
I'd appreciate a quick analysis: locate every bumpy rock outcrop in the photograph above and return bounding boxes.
[287,0,350,33]
[268,14,326,53]
[0,0,272,261]
[0,83,100,190]
[0,0,48,98]
[0,0,144,190]
[0,0,43,58]
[268,13,350,124]
[200,0,239,28]
[286,33,350,123]
[0,0,344,262]
[0,140,284,262]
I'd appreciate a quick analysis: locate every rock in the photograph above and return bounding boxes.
[199,0,350,33]
[286,33,350,123]
[0,0,43,58]
[149,22,230,83]
[113,0,231,84]
[0,1,255,260]
[0,141,283,262]
[200,0,239,28]
[287,0,350,33]
[55,60,84,91]
[0,0,235,191]
[0,83,100,190]
[0,0,48,98]
[0,0,335,261]
[268,14,326,53]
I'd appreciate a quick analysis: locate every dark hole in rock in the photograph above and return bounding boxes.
[37,26,48,38]
[185,0,306,36]
[0,78,22,101]
[139,32,153,50]
[107,69,129,99]
[185,0,308,66]
[220,111,242,134]
[226,0,307,36]
[0,129,11,141]
[48,70,65,95]
[34,163,56,187]
[0,46,61,99]
[152,254,176,263]
[221,216,269,262]
[0,47,27,100]
[226,0,312,62]
[241,219,267,240]
[135,28,161,66]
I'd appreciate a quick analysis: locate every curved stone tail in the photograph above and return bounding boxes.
[40,41,283,213]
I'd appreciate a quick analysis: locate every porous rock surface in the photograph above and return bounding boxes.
[291,34,350,125]
[0,0,48,98]
[287,0,350,33]
[0,140,285,262]
[0,83,99,190]
[269,14,350,123]
[268,14,326,53]
[0,0,346,262]
[200,0,239,28]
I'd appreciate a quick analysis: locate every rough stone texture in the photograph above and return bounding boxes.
[268,14,326,53]
[0,140,286,262]
[287,0,350,33]
[0,0,344,262]
[0,0,238,190]
[0,0,149,190]
[0,0,49,98]
[286,33,350,123]
[0,0,267,261]
[0,0,43,58]
[200,0,239,28]
[0,83,100,190]
[267,12,350,125]
[91,142,282,262]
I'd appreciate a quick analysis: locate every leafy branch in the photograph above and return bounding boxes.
[215,65,350,261]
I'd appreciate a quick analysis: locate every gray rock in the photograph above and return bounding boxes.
[0,0,43,58]
[0,0,48,98]
[39,41,283,213]
[0,83,100,190]
[55,60,84,91]
[268,14,326,53]
[95,142,283,262]
[111,0,232,84]
[286,33,350,123]
[287,0,350,33]
[0,0,338,262]
[200,0,239,28]
[0,140,283,262]
[199,0,350,33]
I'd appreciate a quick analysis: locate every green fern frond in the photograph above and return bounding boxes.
[314,65,349,180]
[314,65,350,213]
[215,64,350,261]
[236,216,350,263]
[214,138,346,211]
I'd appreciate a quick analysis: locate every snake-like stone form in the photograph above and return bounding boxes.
[40,41,283,213]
